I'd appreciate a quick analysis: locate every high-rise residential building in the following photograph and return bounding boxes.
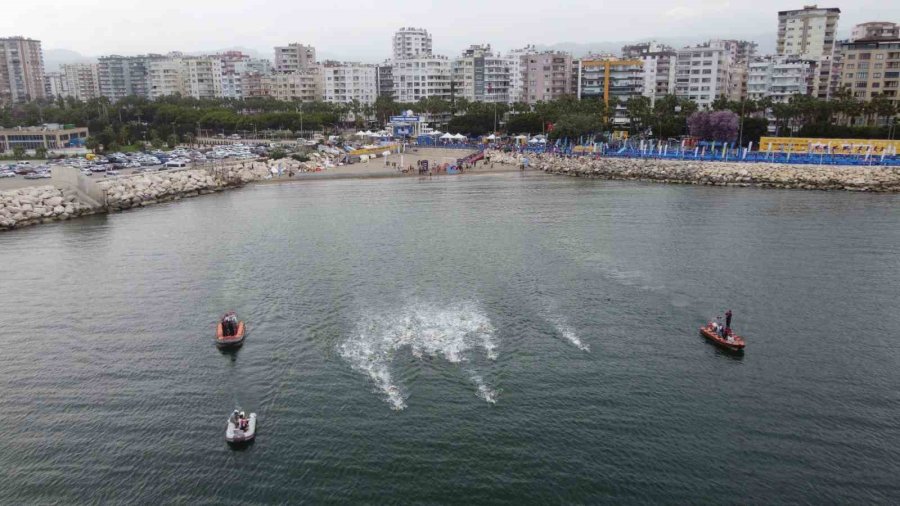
[59,63,101,101]
[849,22,899,42]
[221,59,272,100]
[521,51,574,104]
[391,56,452,102]
[622,41,677,104]
[711,40,758,64]
[98,55,164,101]
[321,62,378,105]
[747,56,814,103]
[376,62,394,99]
[149,55,223,100]
[452,45,511,103]
[149,57,186,98]
[838,37,900,110]
[504,45,538,104]
[675,42,733,109]
[777,5,840,99]
[241,72,266,99]
[393,27,432,60]
[0,37,46,104]
[576,57,643,125]
[262,70,321,102]
[44,72,64,98]
[274,43,317,73]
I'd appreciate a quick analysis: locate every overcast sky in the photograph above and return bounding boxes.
[4,0,899,61]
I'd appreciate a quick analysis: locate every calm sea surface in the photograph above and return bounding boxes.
[1,173,898,504]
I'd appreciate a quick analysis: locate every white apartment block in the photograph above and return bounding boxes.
[262,71,321,102]
[149,56,223,100]
[623,42,677,104]
[452,45,511,103]
[60,63,100,101]
[321,63,377,105]
[504,46,538,104]
[675,43,733,109]
[850,22,900,42]
[44,72,64,98]
[182,58,223,99]
[274,43,316,73]
[777,5,840,99]
[777,5,840,60]
[149,58,185,98]
[747,56,813,103]
[393,27,432,60]
[391,56,452,102]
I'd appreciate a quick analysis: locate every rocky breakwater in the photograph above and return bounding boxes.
[96,164,269,212]
[486,150,900,192]
[0,186,95,230]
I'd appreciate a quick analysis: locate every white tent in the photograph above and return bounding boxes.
[514,135,528,140]
[453,133,466,140]
[485,134,496,140]
[355,131,366,136]
[430,131,443,136]
[364,130,374,136]
[440,133,454,140]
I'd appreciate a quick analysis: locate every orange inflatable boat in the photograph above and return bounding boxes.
[699,324,745,353]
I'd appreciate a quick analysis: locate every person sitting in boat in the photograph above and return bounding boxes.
[230,409,240,426]
[239,411,249,431]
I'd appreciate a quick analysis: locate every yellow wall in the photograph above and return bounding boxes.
[759,137,900,155]
[350,144,400,156]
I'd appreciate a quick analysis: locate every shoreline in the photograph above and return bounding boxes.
[486,151,900,193]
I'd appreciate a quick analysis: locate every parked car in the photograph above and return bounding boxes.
[105,170,120,177]
[81,169,93,176]
[0,171,16,178]
[23,173,43,179]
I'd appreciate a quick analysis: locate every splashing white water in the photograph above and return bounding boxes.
[339,303,499,410]
[551,319,590,353]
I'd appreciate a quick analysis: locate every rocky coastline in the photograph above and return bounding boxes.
[487,151,900,192]
[0,162,271,232]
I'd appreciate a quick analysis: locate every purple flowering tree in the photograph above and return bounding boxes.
[687,110,739,143]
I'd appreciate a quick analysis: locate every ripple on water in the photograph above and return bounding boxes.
[338,303,499,410]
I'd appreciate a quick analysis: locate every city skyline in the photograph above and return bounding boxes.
[5,0,900,63]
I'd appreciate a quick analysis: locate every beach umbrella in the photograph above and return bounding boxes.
[486,134,496,140]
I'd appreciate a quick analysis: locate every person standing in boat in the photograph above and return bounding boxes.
[725,310,733,331]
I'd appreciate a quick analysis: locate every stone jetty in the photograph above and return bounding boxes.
[487,150,900,192]
[0,185,96,229]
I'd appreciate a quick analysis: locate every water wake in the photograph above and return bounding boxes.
[339,303,499,410]
[551,319,591,352]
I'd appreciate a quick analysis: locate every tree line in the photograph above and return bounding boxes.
[1,89,896,152]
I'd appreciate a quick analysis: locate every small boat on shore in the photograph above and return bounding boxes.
[216,312,245,348]
[699,323,746,353]
[226,410,257,443]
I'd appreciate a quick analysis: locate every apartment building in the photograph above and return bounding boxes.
[321,62,378,105]
[98,55,164,101]
[393,28,433,60]
[576,57,643,125]
[274,43,316,73]
[452,45,511,103]
[262,71,321,102]
[149,56,223,100]
[777,5,840,99]
[675,43,733,109]
[622,42,676,104]
[0,37,46,104]
[376,63,394,99]
[850,22,899,42]
[747,56,814,103]
[59,63,101,101]
[44,72,64,98]
[504,46,538,104]
[838,38,900,109]
[391,56,452,102]
[521,52,574,104]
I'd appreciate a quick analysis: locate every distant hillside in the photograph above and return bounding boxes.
[43,49,96,71]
